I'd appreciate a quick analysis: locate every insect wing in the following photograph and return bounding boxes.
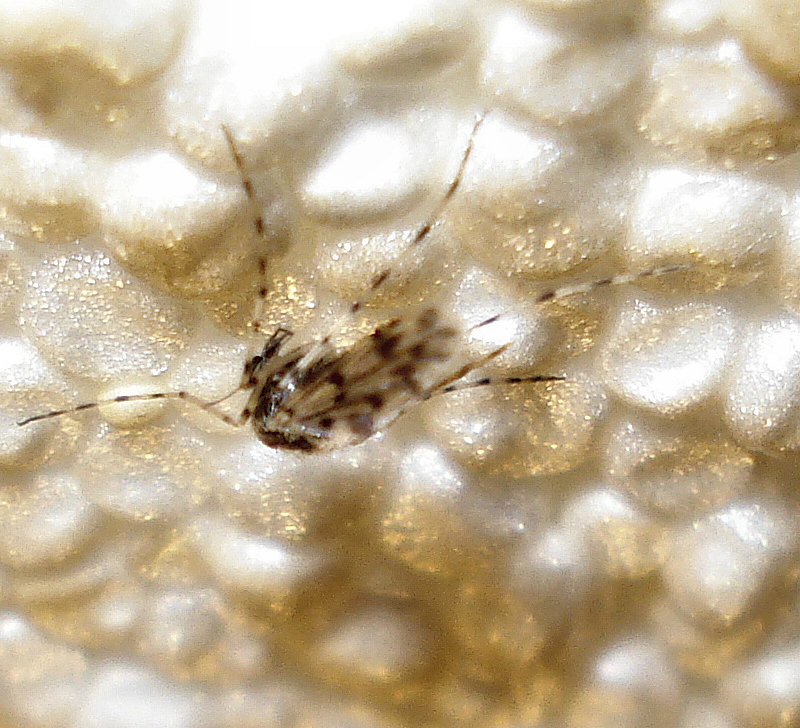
[269,311,458,448]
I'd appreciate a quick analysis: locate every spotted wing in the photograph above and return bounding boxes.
[279,309,459,448]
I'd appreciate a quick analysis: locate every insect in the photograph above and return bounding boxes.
[17,114,686,451]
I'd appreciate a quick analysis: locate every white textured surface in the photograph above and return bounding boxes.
[1,0,800,726]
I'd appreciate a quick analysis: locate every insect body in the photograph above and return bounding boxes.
[245,311,465,451]
[244,308,565,451]
[17,305,560,451]
[16,113,685,450]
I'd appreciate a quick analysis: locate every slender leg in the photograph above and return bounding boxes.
[221,124,271,334]
[17,389,252,428]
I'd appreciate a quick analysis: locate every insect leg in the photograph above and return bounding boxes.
[421,342,511,400]
[221,123,271,335]
[349,111,486,316]
[437,373,565,396]
[17,390,251,428]
[533,263,691,305]
[290,112,487,384]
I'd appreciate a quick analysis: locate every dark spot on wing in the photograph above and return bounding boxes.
[391,362,415,378]
[416,309,438,330]
[372,326,402,359]
[364,392,383,410]
[402,376,422,396]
